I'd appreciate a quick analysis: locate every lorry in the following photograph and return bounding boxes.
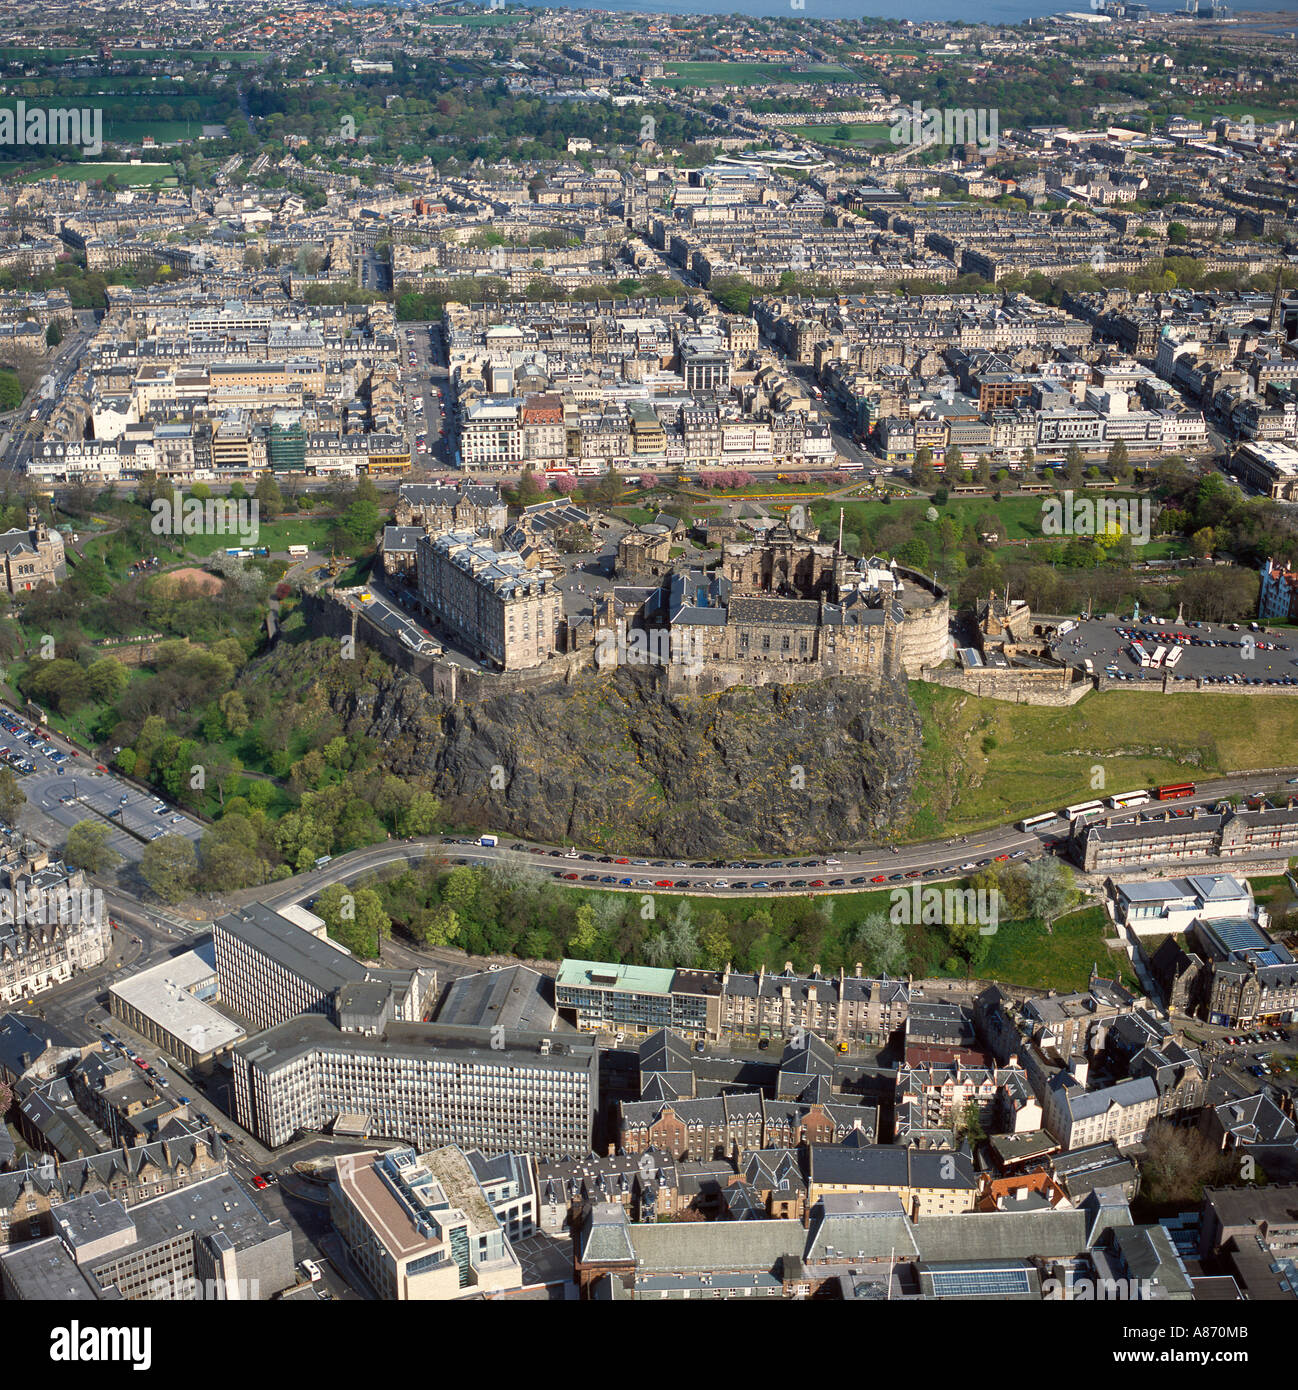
[478,835,498,847]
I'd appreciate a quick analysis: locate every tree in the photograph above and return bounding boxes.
[1106,439,1129,474]
[1190,526,1215,559]
[65,820,122,874]
[254,471,283,521]
[956,1099,987,1150]
[1167,222,1189,246]
[316,882,391,956]
[398,792,441,837]
[1065,445,1085,485]
[45,319,65,348]
[0,767,24,823]
[1140,1118,1237,1206]
[414,902,460,948]
[218,689,250,736]
[86,657,128,704]
[568,902,599,956]
[1023,858,1075,927]
[853,911,908,975]
[140,834,197,903]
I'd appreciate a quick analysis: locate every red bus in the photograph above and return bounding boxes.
[1154,782,1196,801]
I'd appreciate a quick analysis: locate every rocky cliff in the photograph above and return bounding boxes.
[335,663,921,856]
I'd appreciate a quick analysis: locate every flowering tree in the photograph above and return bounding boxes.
[549,474,578,495]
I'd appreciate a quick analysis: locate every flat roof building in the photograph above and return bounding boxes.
[108,943,245,1070]
[329,1145,524,1300]
[231,1014,597,1155]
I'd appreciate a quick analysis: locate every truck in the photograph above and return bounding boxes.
[287,545,309,559]
[478,835,498,847]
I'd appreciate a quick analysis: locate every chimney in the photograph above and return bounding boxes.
[854,962,863,978]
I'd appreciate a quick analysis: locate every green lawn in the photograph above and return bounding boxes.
[170,517,337,559]
[983,905,1138,993]
[653,62,852,87]
[538,877,1119,989]
[907,684,1298,840]
[19,161,178,185]
[787,122,893,145]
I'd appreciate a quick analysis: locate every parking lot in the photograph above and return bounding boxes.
[0,704,204,863]
[1049,617,1297,686]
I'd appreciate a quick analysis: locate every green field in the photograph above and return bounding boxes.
[812,492,1155,544]
[653,62,853,88]
[908,684,1298,840]
[165,517,337,560]
[18,161,178,185]
[787,122,893,145]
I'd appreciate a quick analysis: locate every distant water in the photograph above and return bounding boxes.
[483,0,1298,23]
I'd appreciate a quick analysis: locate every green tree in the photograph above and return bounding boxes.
[86,657,128,704]
[139,834,197,903]
[398,792,441,838]
[0,766,24,823]
[414,901,460,948]
[254,471,283,522]
[853,911,908,976]
[65,820,122,874]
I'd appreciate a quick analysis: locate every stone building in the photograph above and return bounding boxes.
[1149,917,1298,1028]
[392,482,507,535]
[616,524,674,582]
[414,530,563,671]
[0,1132,228,1252]
[0,508,66,595]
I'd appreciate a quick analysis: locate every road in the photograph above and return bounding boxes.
[213,761,1298,918]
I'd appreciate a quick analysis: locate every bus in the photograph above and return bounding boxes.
[1154,782,1196,801]
[1150,645,1168,667]
[1017,812,1059,832]
[287,545,309,559]
[1129,641,1151,667]
[1164,646,1183,669]
[1063,800,1105,818]
[1107,791,1151,810]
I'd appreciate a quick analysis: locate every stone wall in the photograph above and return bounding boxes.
[917,663,1089,706]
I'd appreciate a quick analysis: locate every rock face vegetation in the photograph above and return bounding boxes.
[337,659,922,856]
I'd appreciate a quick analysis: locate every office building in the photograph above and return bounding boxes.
[329,1145,525,1300]
[231,1015,597,1155]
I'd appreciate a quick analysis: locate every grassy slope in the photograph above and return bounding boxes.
[907,684,1298,839]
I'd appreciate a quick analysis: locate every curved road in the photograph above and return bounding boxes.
[221,766,1298,917]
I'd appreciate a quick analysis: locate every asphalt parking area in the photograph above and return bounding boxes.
[1050,618,1297,686]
